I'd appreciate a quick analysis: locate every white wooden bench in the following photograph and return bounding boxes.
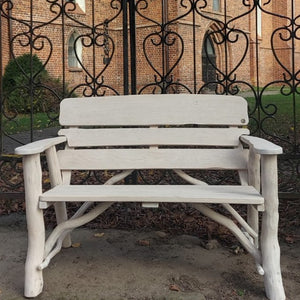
[15,94,285,299]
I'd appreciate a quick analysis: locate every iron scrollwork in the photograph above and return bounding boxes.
[0,0,299,196]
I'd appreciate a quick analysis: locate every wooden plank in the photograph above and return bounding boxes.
[59,94,249,126]
[40,184,264,204]
[240,135,282,155]
[59,128,250,147]
[57,148,248,170]
[15,137,67,155]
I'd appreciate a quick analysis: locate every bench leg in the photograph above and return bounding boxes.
[54,202,72,248]
[46,147,72,248]
[59,171,73,247]
[23,155,45,298]
[247,149,260,247]
[247,205,259,246]
[261,155,285,300]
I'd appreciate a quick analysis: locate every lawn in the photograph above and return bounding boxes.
[1,92,299,138]
[2,112,59,135]
[245,92,299,138]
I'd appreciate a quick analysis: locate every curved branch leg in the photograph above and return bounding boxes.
[54,202,72,248]
[192,203,262,266]
[46,147,72,248]
[43,202,113,267]
[173,169,208,185]
[221,203,258,240]
[247,149,261,247]
[42,170,134,268]
[23,155,45,298]
[261,156,285,300]
[247,204,259,247]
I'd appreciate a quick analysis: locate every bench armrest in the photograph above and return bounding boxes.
[15,137,67,155]
[240,135,282,155]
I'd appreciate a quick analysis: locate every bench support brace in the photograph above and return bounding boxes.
[39,169,134,270]
[192,203,263,274]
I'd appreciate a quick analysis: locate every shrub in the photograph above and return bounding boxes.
[2,53,67,114]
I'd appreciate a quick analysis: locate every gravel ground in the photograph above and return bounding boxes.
[0,213,299,300]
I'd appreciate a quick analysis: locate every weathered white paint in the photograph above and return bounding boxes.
[15,137,66,155]
[247,147,261,246]
[45,146,72,248]
[260,155,285,300]
[60,94,249,126]
[57,148,249,170]
[40,184,264,204]
[59,127,250,147]
[23,154,45,298]
[192,203,262,267]
[40,170,134,269]
[16,94,285,299]
[240,135,282,155]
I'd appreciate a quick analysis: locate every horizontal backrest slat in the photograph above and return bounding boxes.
[59,94,249,126]
[57,149,248,170]
[58,128,250,147]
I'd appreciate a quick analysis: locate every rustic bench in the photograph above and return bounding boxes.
[15,94,285,299]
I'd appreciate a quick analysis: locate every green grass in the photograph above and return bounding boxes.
[2,112,59,135]
[246,93,300,116]
[1,92,299,137]
[245,93,300,136]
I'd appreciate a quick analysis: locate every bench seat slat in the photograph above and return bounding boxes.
[40,185,264,204]
[58,128,250,147]
[57,149,248,170]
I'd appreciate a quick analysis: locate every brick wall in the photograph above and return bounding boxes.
[1,0,299,95]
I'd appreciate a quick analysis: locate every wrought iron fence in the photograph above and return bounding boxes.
[0,0,299,198]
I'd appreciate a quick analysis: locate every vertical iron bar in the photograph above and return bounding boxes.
[92,0,96,95]
[291,0,297,152]
[256,1,261,136]
[0,7,3,154]
[224,0,228,94]
[8,5,12,60]
[163,0,169,93]
[129,0,137,183]
[129,0,136,95]
[192,2,197,94]
[161,0,165,93]
[30,0,34,142]
[61,0,66,99]
[122,0,129,95]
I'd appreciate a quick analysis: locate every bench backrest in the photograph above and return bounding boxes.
[57,94,250,171]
